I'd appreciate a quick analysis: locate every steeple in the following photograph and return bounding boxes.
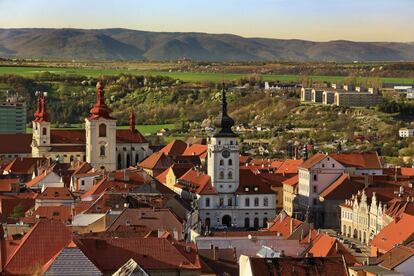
[38,96,50,122]
[34,94,41,121]
[213,83,236,137]
[129,111,136,132]
[89,81,114,120]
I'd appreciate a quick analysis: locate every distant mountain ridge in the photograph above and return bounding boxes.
[0,28,413,62]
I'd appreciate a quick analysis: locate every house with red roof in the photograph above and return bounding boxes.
[370,214,414,256]
[139,151,174,177]
[35,187,76,209]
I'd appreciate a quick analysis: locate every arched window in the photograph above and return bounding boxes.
[228,171,233,179]
[126,154,131,167]
[100,145,106,157]
[205,198,210,207]
[263,217,268,227]
[99,123,107,137]
[244,217,250,228]
[263,197,269,207]
[70,155,74,162]
[219,171,224,179]
[42,127,47,135]
[254,197,259,207]
[135,153,139,164]
[219,159,224,166]
[254,217,259,228]
[117,154,122,169]
[228,159,233,166]
[227,198,232,206]
[245,198,250,207]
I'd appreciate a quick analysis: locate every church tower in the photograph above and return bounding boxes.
[32,93,51,157]
[85,82,116,171]
[207,86,239,193]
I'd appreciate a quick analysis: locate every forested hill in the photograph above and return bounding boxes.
[0,28,413,62]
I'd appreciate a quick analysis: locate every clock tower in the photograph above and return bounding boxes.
[207,86,239,194]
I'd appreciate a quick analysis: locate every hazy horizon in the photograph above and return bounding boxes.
[0,0,413,43]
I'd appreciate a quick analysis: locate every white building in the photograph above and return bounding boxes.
[198,88,276,230]
[399,128,414,138]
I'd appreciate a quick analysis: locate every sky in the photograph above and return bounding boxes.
[0,0,413,42]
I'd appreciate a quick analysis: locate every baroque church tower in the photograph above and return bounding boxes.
[32,94,51,157]
[207,86,239,194]
[85,82,116,171]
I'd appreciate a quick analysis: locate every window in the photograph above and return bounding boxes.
[228,198,232,206]
[99,123,107,137]
[254,197,259,207]
[264,197,268,207]
[220,159,224,166]
[219,197,224,206]
[230,140,234,145]
[322,163,325,168]
[219,171,224,179]
[313,174,317,181]
[42,127,47,135]
[206,198,210,207]
[228,171,233,179]
[245,198,250,207]
[100,145,106,157]
[313,198,317,205]
[228,159,233,166]
[81,180,85,186]
[313,186,317,193]
[254,186,259,191]
[244,187,249,192]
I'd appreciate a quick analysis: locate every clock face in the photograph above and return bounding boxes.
[222,150,230,158]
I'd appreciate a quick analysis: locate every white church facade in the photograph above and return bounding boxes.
[198,88,276,230]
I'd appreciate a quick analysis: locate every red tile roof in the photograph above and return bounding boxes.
[37,187,75,201]
[330,152,382,169]
[0,178,19,192]
[319,174,365,201]
[77,237,201,272]
[282,175,299,187]
[237,168,274,195]
[400,168,414,177]
[25,205,73,223]
[300,153,327,169]
[50,129,147,144]
[276,159,304,174]
[370,214,414,253]
[182,144,207,157]
[4,219,73,275]
[308,234,358,265]
[248,256,348,276]
[160,140,188,156]
[139,152,174,170]
[267,213,303,238]
[3,157,45,174]
[177,169,216,195]
[376,245,414,269]
[0,134,32,154]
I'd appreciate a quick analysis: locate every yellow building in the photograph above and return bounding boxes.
[282,175,298,217]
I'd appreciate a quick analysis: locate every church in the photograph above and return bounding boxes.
[31,82,151,171]
[198,88,276,229]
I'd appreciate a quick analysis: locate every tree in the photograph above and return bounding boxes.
[11,204,25,219]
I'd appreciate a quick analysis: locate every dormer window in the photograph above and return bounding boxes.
[254,186,259,191]
[245,187,249,192]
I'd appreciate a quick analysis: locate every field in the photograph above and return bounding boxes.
[26,124,175,135]
[1,66,414,84]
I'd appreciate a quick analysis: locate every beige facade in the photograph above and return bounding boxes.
[340,191,386,244]
[300,88,312,102]
[283,183,297,217]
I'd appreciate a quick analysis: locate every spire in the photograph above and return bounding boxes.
[129,110,136,132]
[34,94,41,122]
[89,81,114,120]
[213,83,236,137]
[38,96,50,122]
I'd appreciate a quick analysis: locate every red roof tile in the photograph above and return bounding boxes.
[308,234,358,265]
[160,140,188,156]
[37,187,75,201]
[282,175,299,187]
[237,168,274,195]
[139,152,174,170]
[319,174,365,201]
[182,144,207,157]
[25,205,73,223]
[300,153,327,169]
[177,169,216,195]
[267,213,303,238]
[370,214,414,253]
[3,157,45,174]
[330,152,382,169]
[0,134,32,154]
[0,178,19,192]
[4,219,73,275]
[276,159,304,174]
